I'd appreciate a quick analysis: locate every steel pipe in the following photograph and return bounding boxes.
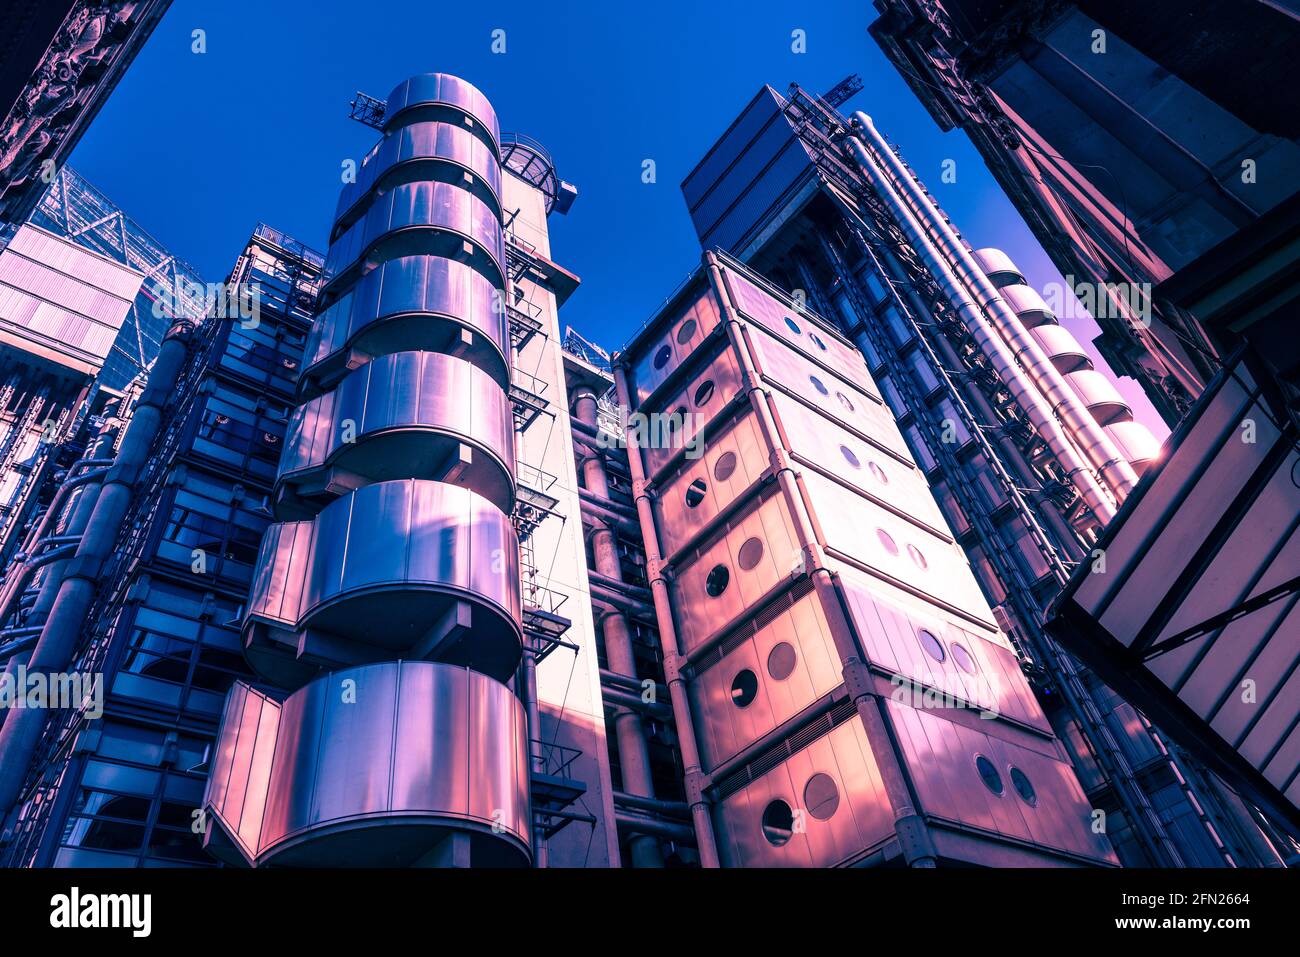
[841,126,1119,524]
[850,113,1138,505]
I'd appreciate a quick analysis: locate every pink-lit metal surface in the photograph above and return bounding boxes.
[1065,367,1133,425]
[203,662,530,867]
[1105,420,1163,472]
[335,121,503,232]
[278,349,516,514]
[629,285,724,405]
[1029,322,1092,373]
[244,478,521,685]
[688,584,843,768]
[970,247,1026,288]
[887,700,1118,865]
[302,255,510,393]
[622,254,1117,866]
[383,74,502,152]
[323,180,505,291]
[721,267,876,391]
[1052,354,1300,830]
[712,715,896,867]
[639,344,744,480]
[999,282,1057,328]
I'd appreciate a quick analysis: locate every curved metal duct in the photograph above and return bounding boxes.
[1029,324,1093,373]
[851,114,1138,506]
[1105,420,1163,474]
[203,662,530,868]
[970,247,1025,288]
[999,283,1057,328]
[840,125,1119,523]
[1066,368,1135,426]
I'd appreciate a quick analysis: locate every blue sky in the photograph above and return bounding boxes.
[65,0,1165,434]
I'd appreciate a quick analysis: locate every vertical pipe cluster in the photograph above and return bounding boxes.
[844,113,1138,522]
[0,321,194,819]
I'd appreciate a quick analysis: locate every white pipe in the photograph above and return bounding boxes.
[841,131,1119,524]
[851,112,1138,504]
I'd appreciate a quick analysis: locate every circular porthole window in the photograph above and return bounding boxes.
[676,319,698,345]
[975,755,1003,796]
[876,528,900,556]
[918,628,946,663]
[731,669,758,708]
[652,344,671,370]
[810,332,828,351]
[836,391,855,412]
[868,461,889,485]
[804,773,840,821]
[767,642,797,680]
[761,800,794,846]
[809,375,829,396]
[1010,767,1037,806]
[784,316,802,336]
[694,380,715,406]
[951,642,977,675]
[706,564,730,597]
[738,536,765,571]
[685,478,707,509]
[714,451,737,481]
[841,445,861,469]
[908,544,929,570]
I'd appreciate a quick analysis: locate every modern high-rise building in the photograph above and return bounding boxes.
[673,80,1295,866]
[868,0,1300,426]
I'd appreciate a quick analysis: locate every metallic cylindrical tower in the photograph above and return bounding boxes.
[202,75,531,868]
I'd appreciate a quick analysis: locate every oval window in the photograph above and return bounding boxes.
[676,319,698,345]
[868,461,889,484]
[804,773,840,821]
[731,669,758,708]
[684,478,707,509]
[1010,767,1037,806]
[694,380,715,406]
[737,537,765,571]
[976,755,1003,796]
[652,344,671,370]
[836,391,855,412]
[810,332,828,351]
[951,642,977,675]
[841,445,861,469]
[810,375,829,396]
[706,564,730,597]
[767,642,797,680]
[713,451,737,481]
[918,628,945,663]
[876,528,900,556]
[908,544,929,570]
[784,316,802,336]
[761,800,794,846]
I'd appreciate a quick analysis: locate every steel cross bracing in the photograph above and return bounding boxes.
[780,84,1192,866]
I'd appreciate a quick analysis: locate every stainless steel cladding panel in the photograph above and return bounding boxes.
[886,700,1117,865]
[278,350,516,513]
[383,74,502,150]
[801,470,998,630]
[746,327,897,442]
[836,571,1052,736]
[204,662,530,867]
[245,478,521,681]
[713,716,896,867]
[303,255,510,392]
[639,346,745,480]
[335,121,503,228]
[689,586,844,769]
[629,287,724,405]
[720,268,877,394]
[1065,368,1133,426]
[669,490,801,654]
[323,181,506,289]
[653,410,769,559]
